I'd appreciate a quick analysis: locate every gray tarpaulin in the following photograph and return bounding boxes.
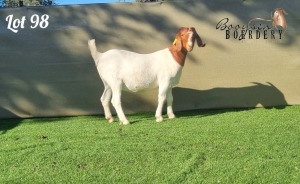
[0,0,299,118]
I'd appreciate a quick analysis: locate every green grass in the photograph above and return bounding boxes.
[0,106,299,183]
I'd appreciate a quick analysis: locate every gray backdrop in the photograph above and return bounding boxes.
[0,0,299,118]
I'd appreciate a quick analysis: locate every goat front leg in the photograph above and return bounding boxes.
[166,88,175,119]
[111,86,130,125]
[155,86,168,122]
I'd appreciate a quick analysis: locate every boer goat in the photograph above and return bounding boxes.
[88,27,205,125]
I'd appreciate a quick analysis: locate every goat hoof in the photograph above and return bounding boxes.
[106,116,114,123]
[168,113,176,119]
[156,116,163,122]
[122,120,130,125]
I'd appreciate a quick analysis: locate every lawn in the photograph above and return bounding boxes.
[0,106,299,183]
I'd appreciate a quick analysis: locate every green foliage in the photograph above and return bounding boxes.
[0,0,54,8]
[135,0,170,2]
[0,106,299,183]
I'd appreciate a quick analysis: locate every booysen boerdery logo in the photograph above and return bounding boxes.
[216,8,288,40]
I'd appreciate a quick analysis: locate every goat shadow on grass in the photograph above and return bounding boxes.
[126,82,288,124]
[171,82,288,119]
[0,109,77,135]
[123,112,155,125]
[0,108,22,135]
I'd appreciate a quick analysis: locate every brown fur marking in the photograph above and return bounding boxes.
[168,27,205,66]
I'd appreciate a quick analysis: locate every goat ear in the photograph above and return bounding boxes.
[282,9,288,15]
[196,34,201,47]
[195,34,206,47]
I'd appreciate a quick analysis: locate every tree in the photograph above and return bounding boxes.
[136,0,158,2]
[0,0,54,8]
[135,0,174,2]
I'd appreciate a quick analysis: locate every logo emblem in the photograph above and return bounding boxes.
[248,8,288,34]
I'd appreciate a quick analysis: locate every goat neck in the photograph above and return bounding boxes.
[168,44,188,66]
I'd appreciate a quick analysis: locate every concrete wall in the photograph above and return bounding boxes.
[0,0,299,118]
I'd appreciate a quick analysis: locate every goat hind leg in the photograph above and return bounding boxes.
[101,86,114,123]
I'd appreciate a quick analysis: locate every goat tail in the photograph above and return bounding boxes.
[88,39,100,62]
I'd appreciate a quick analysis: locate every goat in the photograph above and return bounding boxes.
[248,8,288,34]
[88,27,205,125]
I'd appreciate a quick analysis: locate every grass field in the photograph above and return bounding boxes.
[0,106,299,183]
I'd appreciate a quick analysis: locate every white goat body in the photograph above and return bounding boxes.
[88,27,205,125]
[95,48,182,92]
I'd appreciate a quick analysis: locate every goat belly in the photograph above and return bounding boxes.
[115,51,162,92]
[122,75,158,92]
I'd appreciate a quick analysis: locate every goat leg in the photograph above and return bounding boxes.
[166,88,176,119]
